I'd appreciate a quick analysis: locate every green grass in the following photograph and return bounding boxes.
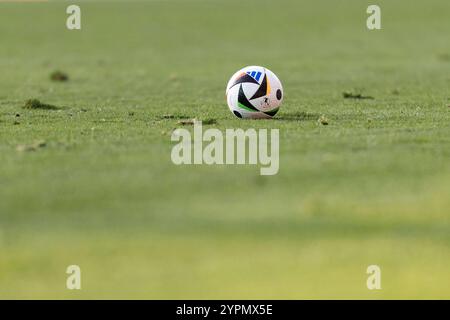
[0,0,449,299]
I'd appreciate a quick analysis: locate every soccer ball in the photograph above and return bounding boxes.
[226,66,283,119]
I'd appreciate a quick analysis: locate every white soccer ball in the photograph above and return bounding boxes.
[226,66,283,119]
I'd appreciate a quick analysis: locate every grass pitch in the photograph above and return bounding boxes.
[0,0,449,299]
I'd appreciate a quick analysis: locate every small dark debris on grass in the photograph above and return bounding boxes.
[202,118,217,125]
[16,140,46,152]
[391,89,400,95]
[23,99,59,110]
[13,113,20,124]
[50,70,69,82]
[160,114,190,120]
[343,91,374,100]
[128,111,135,116]
[177,118,197,125]
[318,115,329,125]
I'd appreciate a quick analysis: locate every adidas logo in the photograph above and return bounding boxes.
[246,71,262,82]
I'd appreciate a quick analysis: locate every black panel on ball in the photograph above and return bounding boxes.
[233,110,243,118]
[276,89,283,100]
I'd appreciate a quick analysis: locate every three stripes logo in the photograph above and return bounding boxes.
[246,71,262,82]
